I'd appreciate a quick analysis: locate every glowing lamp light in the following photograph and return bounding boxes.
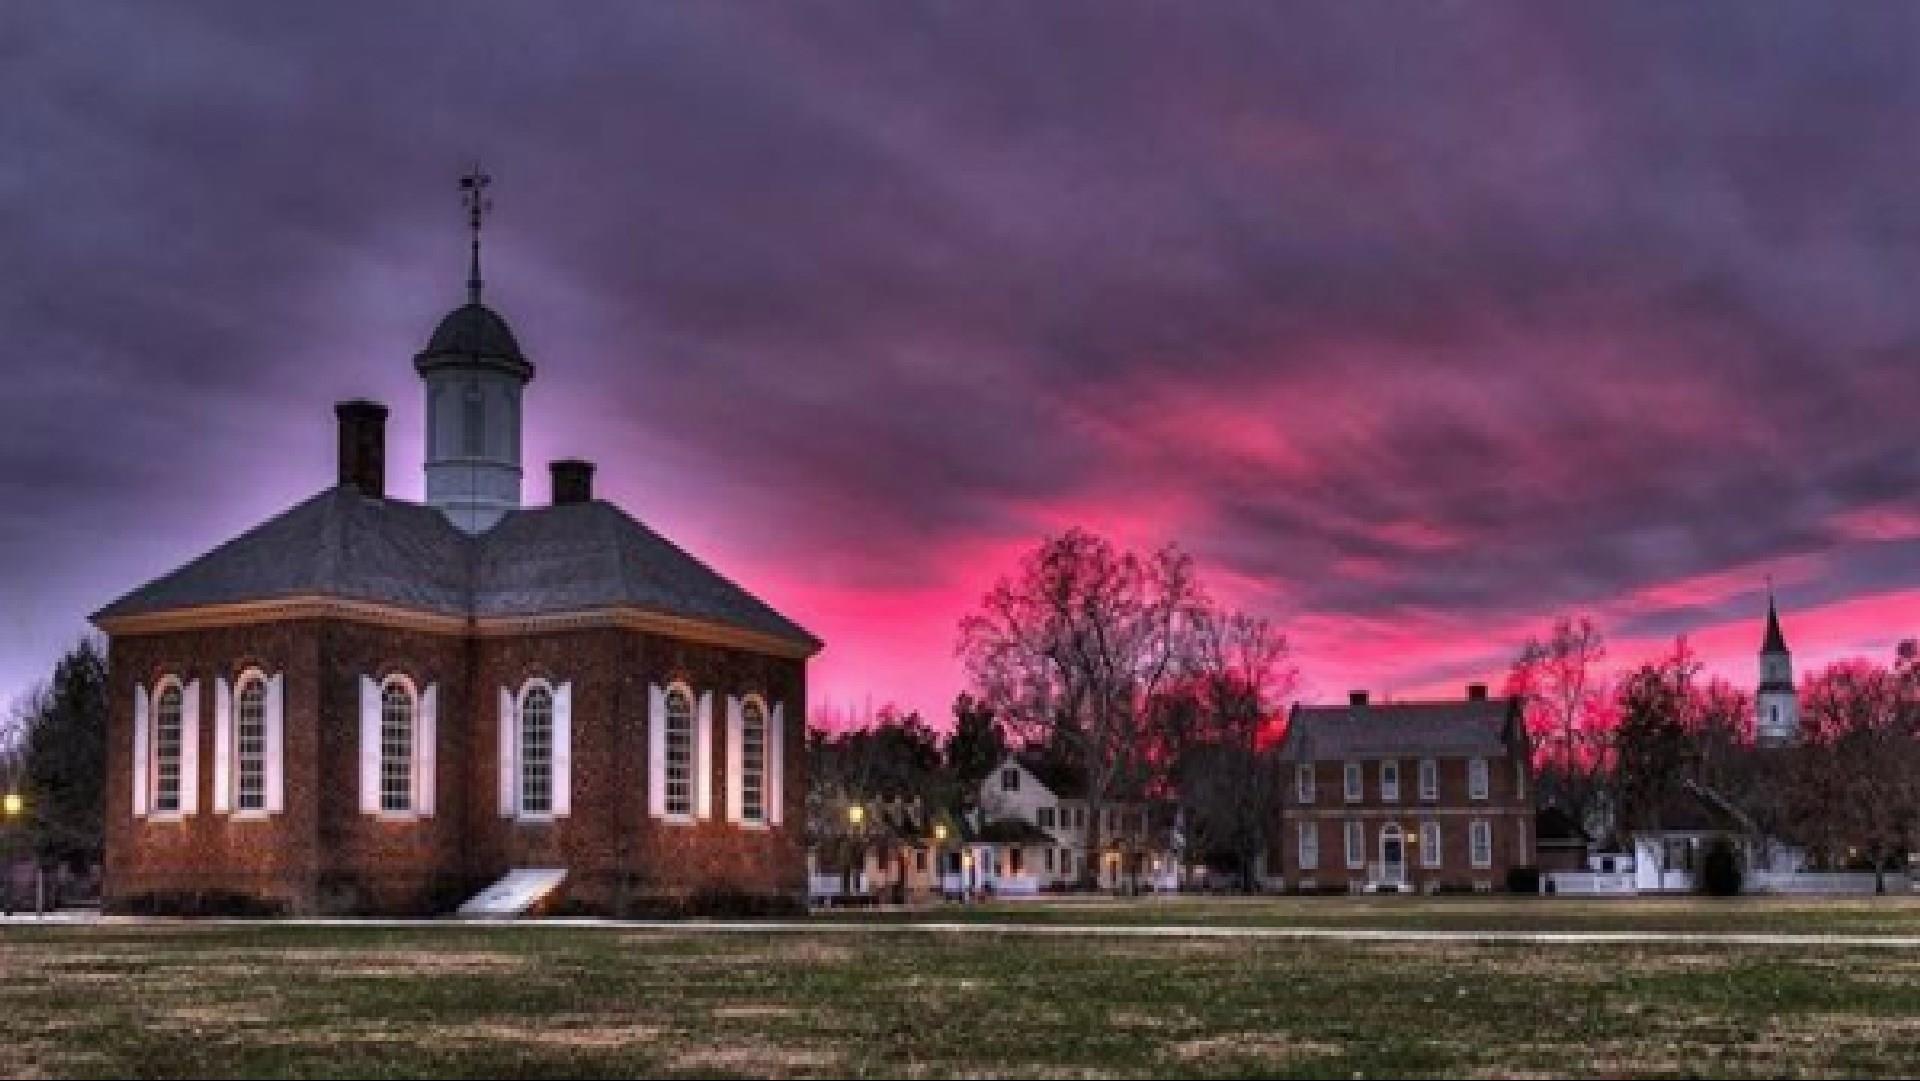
[1,792,20,818]
[847,805,866,827]
[933,823,948,842]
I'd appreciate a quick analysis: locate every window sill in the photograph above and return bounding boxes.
[514,813,558,824]
[736,818,771,831]
[142,812,188,823]
[229,810,276,822]
[657,813,696,826]
[370,811,427,823]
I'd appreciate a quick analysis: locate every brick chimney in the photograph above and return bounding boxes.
[551,459,595,505]
[1466,683,1489,701]
[335,399,388,498]
[1349,690,1370,707]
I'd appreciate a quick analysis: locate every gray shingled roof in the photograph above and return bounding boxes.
[93,486,819,651]
[1279,698,1518,760]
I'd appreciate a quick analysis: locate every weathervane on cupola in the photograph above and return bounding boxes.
[460,163,492,305]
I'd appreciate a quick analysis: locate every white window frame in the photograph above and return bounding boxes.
[1296,763,1315,804]
[1419,758,1438,801]
[1469,757,1490,801]
[517,680,556,820]
[739,693,769,826]
[150,676,187,817]
[1343,761,1363,802]
[1344,819,1364,869]
[1001,767,1021,792]
[1380,760,1400,803]
[1420,820,1441,868]
[663,682,696,821]
[1298,821,1319,870]
[1470,819,1493,868]
[378,674,418,817]
[233,669,270,815]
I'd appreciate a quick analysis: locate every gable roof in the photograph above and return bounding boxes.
[93,485,819,653]
[1279,696,1520,760]
[1012,752,1088,799]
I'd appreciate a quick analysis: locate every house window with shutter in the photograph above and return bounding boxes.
[741,696,767,824]
[520,685,553,816]
[665,686,694,818]
[380,679,415,814]
[235,675,267,812]
[153,682,184,814]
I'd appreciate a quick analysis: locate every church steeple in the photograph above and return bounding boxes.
[1762,588,1789,656]
[1756,583,1799,747]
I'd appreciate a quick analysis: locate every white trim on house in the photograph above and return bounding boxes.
[695,691,715,820]
[132,682,150,818]
[737,693,770,828]
[416,682,438,818]
[498,685,517,818]
[213,676,233,814]
[362,673,423,820]
[768,701,785,827]
[652,681,697,824]
[512,678,558,822]
[264,672,284,814]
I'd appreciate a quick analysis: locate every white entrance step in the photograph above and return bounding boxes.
[457,868,568,919]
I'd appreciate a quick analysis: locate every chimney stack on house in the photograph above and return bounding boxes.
[335,399,388,499]
[1349,690,1370,707]
[1466,683,1489,701]
[551,459,596,505]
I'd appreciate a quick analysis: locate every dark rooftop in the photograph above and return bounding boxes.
[1279,696,1520,760]
[93,485,819,652]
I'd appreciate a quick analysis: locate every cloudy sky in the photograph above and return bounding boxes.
[6,2,1920,721]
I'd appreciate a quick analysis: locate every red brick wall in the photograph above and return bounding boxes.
[104,617,808,916]
[1272,749,1535,891]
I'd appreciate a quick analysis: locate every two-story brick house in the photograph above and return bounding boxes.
[1273,686,1533,893]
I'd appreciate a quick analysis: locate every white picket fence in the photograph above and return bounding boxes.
[1541,871,1637,896]
[1749,871,1912,894]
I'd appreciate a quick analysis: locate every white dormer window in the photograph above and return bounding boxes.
[1001,768,1021,792]
[1419,758,1438,801]
[1380,761,1399,802]
[1296,763,1315,804]
[1469,758,1490,801]
[1344,761,1363,802]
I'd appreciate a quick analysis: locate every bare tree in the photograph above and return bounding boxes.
[1163,609,1296,890]
[958,529,1204,888]
[1791,659,1920,891]
[1508,615,1611,832]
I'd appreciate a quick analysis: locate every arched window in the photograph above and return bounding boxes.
[665,686,694,818]
[153,683,184,813]
[520,684,554,816]
[235,674,267,812]
[380,679,415,814]
[741,696,767,824]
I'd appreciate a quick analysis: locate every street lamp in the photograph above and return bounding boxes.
[847,804,865,827]
[1,792,20,918]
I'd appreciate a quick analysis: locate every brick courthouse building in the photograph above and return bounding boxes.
[1273,686,1534,893]
[91,202,819,916]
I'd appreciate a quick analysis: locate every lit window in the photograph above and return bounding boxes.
[520,685,553,816]
[741,697,767,823]
[381,680,414,814]
[153,683,183,813]
[235,676,267,812]
[665,687,694,818]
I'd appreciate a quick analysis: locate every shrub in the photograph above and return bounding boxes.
[1505,866,1542,894]
[1700,837,1744,896]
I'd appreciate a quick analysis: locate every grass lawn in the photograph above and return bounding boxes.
[7,911,1920,1078]
[820,892,1920,935]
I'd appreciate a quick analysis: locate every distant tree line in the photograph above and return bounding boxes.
[2,637,108,873]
